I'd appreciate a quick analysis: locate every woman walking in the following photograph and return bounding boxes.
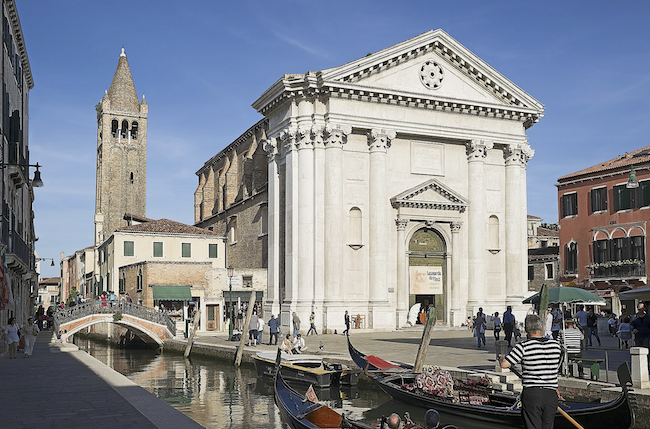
[474,311,486,347]
[21,317,39,358]
[492,312,502,341]
[4,317,19,359]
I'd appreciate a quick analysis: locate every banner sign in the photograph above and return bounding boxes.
[409,266,443,295]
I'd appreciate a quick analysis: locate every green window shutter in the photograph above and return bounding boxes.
[153,242,163,257]
[182,243,191,258]
[209,243,218,258]
[124,241,134,257]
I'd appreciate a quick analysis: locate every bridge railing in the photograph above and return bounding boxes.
[53,300,176,337]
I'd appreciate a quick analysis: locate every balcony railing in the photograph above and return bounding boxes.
[9,230,29,265]
[591,264,646,279]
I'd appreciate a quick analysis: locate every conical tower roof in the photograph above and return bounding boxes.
[107,48,140,112]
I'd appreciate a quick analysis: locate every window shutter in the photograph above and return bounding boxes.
[590,190,595,214]
[613,187,620,211]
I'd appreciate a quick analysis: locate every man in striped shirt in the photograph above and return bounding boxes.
[500,314,562,429]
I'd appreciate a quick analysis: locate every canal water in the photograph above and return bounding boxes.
[75,338,502,428]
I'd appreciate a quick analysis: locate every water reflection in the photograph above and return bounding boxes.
[75,338,501,428]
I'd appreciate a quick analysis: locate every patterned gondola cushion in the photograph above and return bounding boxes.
[415,365,454,397]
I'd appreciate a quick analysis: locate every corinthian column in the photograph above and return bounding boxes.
[504,143,534,299]
[450,221,463,326]
[263,136,280,316]
[324,125,349,327]
[395,218,409,327]
[466,140,492,312]
[296,127,314,311]
[368,129,396,328]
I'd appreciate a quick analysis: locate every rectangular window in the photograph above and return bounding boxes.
[260,206,268,235]
[545,263,554,280]
[593,240,608,263]
[243,275,253,288]
[208,243,218,258]
[124,241,134,257]
[153,242,163,258]
[638,181,650,208]
[561,193,578,217]
[528,265,534,281]
[230,218,237,243]
[182,243,192,258]
[119,278,126,294]
[613,184,635,211]
[565,243,578,274]
[590,187,607,212]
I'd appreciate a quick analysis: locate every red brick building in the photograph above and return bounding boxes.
[558,145,650,315]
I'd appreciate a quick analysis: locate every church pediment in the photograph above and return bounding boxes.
[320,29,543,112]
[391,179,468,213]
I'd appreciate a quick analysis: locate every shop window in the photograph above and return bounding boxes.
[124,241,134,257]
[153,242,163,257]
[209,243,218,258]
[590,187,607,212]
[182,243,192,258]
[561,193,578,217]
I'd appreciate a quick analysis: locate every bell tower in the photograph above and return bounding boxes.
[95,48,148,245]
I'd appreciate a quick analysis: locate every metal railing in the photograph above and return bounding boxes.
[591,264,646,279]
[53,300,176,336]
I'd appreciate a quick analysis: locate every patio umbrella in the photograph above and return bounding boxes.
[522,286,606,306]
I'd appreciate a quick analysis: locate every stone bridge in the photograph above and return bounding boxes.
[54,300,177,346]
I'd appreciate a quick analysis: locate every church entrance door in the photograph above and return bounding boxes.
[408,228,447,324]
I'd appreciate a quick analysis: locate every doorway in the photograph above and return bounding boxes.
[408,228,447,324]
[207,304,220,331]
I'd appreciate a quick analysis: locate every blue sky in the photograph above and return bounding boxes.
[17,1,650,278]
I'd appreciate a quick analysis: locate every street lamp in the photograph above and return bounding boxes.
[627,166,639,189]
[35,257,55,267]
[228,264,234,341]
[0,162,45,187]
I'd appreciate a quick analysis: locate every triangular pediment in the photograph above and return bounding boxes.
[320,29,543,111]
[391,179,468,213]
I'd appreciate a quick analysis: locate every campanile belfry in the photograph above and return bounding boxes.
[94,48,148,245]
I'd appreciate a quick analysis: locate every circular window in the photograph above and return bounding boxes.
[419,60,444,90]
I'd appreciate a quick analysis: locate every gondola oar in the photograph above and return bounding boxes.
[507,365,585,429]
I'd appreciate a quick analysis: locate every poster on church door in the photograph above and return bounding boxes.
[409,266,443,295]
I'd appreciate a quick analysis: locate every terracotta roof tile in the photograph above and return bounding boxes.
[537,227,559,237]
[115,218,221,236]
[558,144,650,181]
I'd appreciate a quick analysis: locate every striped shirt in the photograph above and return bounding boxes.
[557,327,583,355]
[505,337,561,389]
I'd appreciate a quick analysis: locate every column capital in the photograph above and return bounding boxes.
[295,126,313,150]
[261,137,278,162]
[466,139,493,160]
[395,219,408,231]
[368,128,396,153]
[324,124,351,148]
[450,221,463,233]
[503,143,535,166]
[279,128,296,153]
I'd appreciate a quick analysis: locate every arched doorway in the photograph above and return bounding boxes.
[408,228,447,324]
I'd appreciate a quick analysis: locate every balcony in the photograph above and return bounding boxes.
[590,264,646,279]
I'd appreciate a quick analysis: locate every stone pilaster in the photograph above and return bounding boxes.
[296,127,315,312]
[263,137,281,316]
[368,128,396,328]
[466,139,492,312]
[450,221,463,326]
[395,218,409,327]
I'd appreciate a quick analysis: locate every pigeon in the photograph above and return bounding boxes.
[319,341,324,350]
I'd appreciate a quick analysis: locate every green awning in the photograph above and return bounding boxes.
[223,290,263,301]
[153,285,192,301]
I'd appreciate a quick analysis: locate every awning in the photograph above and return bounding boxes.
[153,285,192,301]
[619,286,650,301]
[222,290,263,301]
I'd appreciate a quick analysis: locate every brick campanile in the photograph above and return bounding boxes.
[94,48,148,245]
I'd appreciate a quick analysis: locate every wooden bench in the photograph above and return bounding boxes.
[568,358,604,380]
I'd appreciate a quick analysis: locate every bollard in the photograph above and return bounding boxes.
[495,340,509,372]
[630,347,650,389]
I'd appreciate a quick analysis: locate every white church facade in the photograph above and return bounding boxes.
[253,30,543,331]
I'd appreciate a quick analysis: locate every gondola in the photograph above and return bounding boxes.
[347,334,636,429]
[255,351,360,388]
[273,349,455,429]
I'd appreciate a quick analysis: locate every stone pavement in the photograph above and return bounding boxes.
[0,331,203,429]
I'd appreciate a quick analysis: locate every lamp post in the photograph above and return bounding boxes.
[35,257,55,267]
[0,162,45,187]
[228,265,234,341]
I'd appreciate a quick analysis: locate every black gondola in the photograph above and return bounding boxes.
[347,334,636,429]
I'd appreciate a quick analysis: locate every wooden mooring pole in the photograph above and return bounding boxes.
[184,310,201,358]
[413,310,436,373]
[235,291,257,367]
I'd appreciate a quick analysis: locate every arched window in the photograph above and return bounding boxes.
[348,207,362,247]
[488,215,499,249]
[120,120,128,138]
[131,121,138,139]
[565,242,578,274]
[111,119,118,138]
[119,272,126,294]
[136,269,143,292]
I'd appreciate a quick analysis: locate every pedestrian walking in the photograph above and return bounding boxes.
[587,309,601,347]
[268,315,280,345]
[575,305,588,349]
[307,311,318,336]
[36,305,45,330]
[503,306,516,347]
[474,311,486,347]
[248,312,259,347]
[4,317,19,359]
[257,315,265,345]
[608,313,618,336]
[493,312,502,341]
[618,316,633,349]
[343,310,350,335]
[631,307,650,347]
[292,312,301,338]
[499,315,562,429]
[20,317,39,358]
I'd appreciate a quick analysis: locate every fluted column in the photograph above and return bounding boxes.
[263,137,280,315]
[296,127,315,311]
[395,218,409,327]
[450,221,463,326]
[504,143,534,299]
[368,129,396,327]
[279,129,297,311]
[324,125,349,309]
[466,140,492,311]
